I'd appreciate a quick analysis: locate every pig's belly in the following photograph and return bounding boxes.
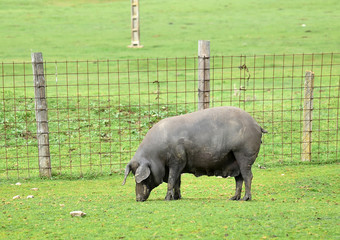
[184,151,241,178]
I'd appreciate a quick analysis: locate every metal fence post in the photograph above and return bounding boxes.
[302,71,315,162]
[198,40,210,110]
[31,52,52,177]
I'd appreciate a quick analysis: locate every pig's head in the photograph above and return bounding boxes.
[122,161,158,202]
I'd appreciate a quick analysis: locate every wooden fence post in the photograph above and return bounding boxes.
[302,71,315,162]
[128,0,143,48]
[31,52,51,177]
[198,40,210,110]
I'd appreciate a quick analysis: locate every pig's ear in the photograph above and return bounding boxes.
[122,164,131,185]
[135,163,151,183]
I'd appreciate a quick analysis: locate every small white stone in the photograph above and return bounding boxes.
[31,188,39,191]
[15,182,21,186]
[258,164,266,169]
[12,195,20,199]
[70,211,86,217]
[27,195,34,199]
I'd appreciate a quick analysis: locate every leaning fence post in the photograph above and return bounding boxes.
[198,40,210,110]
[31,52,51,177]
[302,71,315,162]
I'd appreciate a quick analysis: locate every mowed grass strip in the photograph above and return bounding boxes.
[0,163,339,239]
[0,0,339,61]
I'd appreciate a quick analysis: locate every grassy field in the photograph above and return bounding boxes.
[0,0,339,61]
[1,164,339,239]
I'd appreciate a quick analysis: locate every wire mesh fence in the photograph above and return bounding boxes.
[1,53,339,179]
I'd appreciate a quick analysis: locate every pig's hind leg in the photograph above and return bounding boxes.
[233,151,257,201]
[230,175,243,200]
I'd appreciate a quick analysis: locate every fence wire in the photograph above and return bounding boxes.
[1,53,339,179]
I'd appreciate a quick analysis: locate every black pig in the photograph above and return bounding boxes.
[122,106,267,202]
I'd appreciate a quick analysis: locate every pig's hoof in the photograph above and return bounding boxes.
[241,195,252,201]
[165,195,174,201]
[165,195,181,201]
[174,192,182,200]
[165,191,175,201]
[229,195,241,201]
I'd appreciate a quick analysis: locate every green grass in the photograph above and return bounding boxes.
[0,164,339,239]
[0,0,339,61]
